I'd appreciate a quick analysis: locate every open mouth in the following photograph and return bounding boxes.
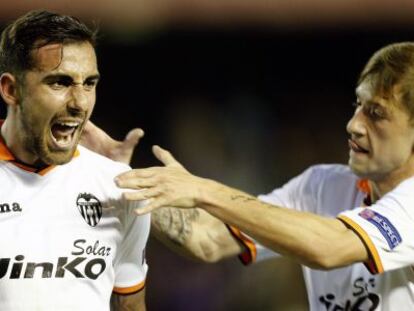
[348,139,369,154]
[50,120,82,149]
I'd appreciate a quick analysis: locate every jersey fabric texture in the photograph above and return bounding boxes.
[229,164,414,311]
[0,138,150,311]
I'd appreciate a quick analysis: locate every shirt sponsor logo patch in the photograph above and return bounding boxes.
[358,209,402,249]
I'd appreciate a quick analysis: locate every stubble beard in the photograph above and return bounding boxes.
[19,109,81,167]
[349,156,372,179]
[349,157,388,182]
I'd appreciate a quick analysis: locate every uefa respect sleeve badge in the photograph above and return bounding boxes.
[358,209,402,249]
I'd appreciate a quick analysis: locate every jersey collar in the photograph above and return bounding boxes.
[357,179,372,206]
[0,120,80,175]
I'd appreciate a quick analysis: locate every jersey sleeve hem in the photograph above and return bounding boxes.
[226,224,257,265]
[113,280,145,295]
[337,215,384,274]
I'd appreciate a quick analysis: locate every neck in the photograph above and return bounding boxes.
[369,159,414,202]
[1,118,40,166]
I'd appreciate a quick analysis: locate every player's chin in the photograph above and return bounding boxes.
[348,160,370,178]
[42,147,77,165]
[44,132,81,164]
[349,162,382,180]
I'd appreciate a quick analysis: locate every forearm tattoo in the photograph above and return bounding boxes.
[230,195,256,203]
[230,194,268,207]
[151,207,200,245]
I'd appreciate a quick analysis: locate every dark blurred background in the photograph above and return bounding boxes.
[1,1,414,310]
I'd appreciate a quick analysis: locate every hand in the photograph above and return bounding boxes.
[80,121,144,165]
[115,146,208,215]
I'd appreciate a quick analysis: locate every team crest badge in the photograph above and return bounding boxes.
[76,193,103,227]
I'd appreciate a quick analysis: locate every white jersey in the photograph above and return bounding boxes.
[228,164,414,311]
[0,140,150,311]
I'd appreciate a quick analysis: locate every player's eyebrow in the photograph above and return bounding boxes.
[85,74,100,81]
[355,89,387,107]
[355,88,369,102]
[42,73,100,84]
[85,74,101,83]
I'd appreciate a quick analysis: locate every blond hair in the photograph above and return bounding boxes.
[358,42,414,119]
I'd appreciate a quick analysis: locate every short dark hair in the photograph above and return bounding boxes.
[358,42,414,120]
[0,10,97,77]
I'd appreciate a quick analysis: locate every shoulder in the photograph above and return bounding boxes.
[296,164,357,188]
[73,146,131,175]
[392,175,414,193]
[259,164,357,208]
[379,176,414,208]
[305,163,354,178]
[306,164,360,201]
[69,146,138,209]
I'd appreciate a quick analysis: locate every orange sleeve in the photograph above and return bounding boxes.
[337,215,384,274]
[113,280,145,295]
[226,225,257,265]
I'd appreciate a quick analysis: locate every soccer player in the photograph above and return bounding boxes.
[110,42,414,310]
[0,10,150,311]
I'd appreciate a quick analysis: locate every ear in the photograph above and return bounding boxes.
[0,73,19,107]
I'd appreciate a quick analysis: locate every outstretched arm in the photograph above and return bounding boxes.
[80,122,242,262]
[116,146,369,270]
[151,207,243,262]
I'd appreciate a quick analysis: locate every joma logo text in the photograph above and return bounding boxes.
[0,203,22,214]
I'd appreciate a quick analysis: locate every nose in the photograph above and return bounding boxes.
[68,84,89,112]
[346,107,367,137]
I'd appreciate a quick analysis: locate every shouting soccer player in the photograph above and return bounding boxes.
[0,10,149,311]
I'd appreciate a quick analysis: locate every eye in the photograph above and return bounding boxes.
[364,104,386,121]
[46,76,72,90]
[83,78,99,91]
